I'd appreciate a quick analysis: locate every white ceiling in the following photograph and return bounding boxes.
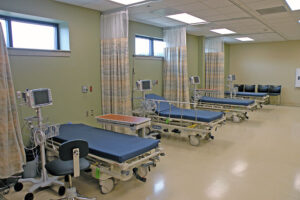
[55,0,300,43]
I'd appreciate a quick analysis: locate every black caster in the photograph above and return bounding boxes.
[24,192,34,200]
[14,182,23,192]
[64,175,69,182]
[58,186,66,196]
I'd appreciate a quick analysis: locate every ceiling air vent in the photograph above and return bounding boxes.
[256,6,287,15]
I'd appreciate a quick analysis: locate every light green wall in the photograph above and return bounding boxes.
[0,0,101,143]
[129,21,163,95]
[229,40,300,106]
[187,34,199,77]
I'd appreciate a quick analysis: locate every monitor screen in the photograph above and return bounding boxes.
[194,76,200,84]
[33,89,50,106]
[142,80,151,90]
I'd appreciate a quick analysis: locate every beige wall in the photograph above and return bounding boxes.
[229,40,300,106]
[0,0,101,143]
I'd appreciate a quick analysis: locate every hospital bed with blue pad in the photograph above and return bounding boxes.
[46,123,164,194]
[224,91,269,107]
[225,74,269,107]
[194,95,257,122]
[189,75,257,122]
[137,93,226,146]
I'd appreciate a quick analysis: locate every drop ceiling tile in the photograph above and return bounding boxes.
[55,0,93,6]
[200,0,234,9]
[246,0,285,10]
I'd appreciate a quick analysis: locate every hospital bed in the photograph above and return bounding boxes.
[194,95,257,122]
[136,93,226,146]
[189,76,257,122]
[46,123,164,194]
[224,91,269,107]
[225,74,269,107]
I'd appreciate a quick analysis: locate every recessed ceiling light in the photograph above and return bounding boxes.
[236,37,254,42]
[109,0,146,5]
[210,28,236,35]
[285,0,300,11]
[166,13,207,24]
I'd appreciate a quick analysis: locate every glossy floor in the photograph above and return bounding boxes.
[5,105,300,200]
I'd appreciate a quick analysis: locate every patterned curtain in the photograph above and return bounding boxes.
[163,27,189,108]
[0,26,26,178]
[205,38,224,98]
[100,10,131,116]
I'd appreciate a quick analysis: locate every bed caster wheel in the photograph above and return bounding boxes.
[189,135,200,146]
[58,186,66,196]
[205,133,214,140]
[233,115,241,123]
[3,188,10,195]
[99,178,114,194]
[14,182,23,192]
[24,192,34,200]
[136,166,148,178]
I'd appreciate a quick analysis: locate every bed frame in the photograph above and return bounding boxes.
[46,137,164,194]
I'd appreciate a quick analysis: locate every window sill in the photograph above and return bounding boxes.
[8,48,71,57]
[133,55,164,60]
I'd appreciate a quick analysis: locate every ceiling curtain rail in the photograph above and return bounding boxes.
[101,0,160,15]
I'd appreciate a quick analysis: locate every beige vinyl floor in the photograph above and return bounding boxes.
[5,105,300,200]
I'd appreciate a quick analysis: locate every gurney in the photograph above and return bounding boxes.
[46,123,164,194]
[135,94,226,146]
[194,95,257,122]
[224,91,269,107]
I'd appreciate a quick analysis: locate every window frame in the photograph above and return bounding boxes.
[0,15,60,50]
[135,35,164,57]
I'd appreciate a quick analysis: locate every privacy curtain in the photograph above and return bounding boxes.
[205,38,224,98]
[0,26,26,178]
[163,27,189,107]
[100,10,131,115]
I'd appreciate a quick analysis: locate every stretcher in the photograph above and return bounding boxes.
[46,124,164,194]
[135,94,226,146]
[194,95,257,122]
[224,91,269,107]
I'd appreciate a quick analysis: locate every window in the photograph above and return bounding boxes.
[153,40,166,57]
[135,35,165,57]
[0,15,59,50]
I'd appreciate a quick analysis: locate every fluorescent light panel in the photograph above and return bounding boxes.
[236,37,254,42]
[210,28,236,35]
[285,0,300,11]
[167,13,207,24]
[109,0,146,5]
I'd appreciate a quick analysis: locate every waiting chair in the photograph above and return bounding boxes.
[45,140,96,200]
[269,85,282,105]
[234,84,244,92]
[257,85,269,93]
[244,85,256,93]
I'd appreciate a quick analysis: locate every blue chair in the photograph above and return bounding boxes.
[244,85,256,93]
[234,84,244,92]
[269,85,281,104]
[257,85,269,93]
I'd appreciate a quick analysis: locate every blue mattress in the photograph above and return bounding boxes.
[54,124,160,163]
[145,94,224,123]
[199,96,255,106]
[225,91,267,97]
